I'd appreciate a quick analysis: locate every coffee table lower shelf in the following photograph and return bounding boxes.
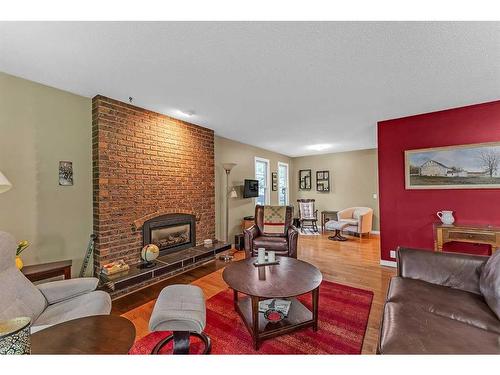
[234,290,319,350]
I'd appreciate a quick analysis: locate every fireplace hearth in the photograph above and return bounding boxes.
[142,214,196,256]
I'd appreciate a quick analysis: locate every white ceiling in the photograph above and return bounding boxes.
[1,22,499,157]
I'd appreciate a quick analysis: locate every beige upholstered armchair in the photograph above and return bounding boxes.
[0,231,111,333]
[337,207,373,240]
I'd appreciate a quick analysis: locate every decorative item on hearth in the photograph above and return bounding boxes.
[141,244,159,268]
[101,259,130,275]
[15,240,30,270]
[0,317,31,354]
[0,170,13,193]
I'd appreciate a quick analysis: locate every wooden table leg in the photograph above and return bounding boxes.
[251,295,260,350]
[64,266,71,279]
[233,289,238,310]
[312,286,319,332]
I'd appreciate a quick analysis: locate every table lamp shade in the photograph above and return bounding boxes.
[0,317,31,354]
[0,171,12,193]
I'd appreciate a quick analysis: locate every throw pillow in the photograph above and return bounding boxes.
[480,250,500,319]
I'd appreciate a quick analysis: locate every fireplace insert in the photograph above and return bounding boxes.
[142,213,196,255]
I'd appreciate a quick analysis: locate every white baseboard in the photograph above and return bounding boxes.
[320,226,380,236]
[379,260,397,268]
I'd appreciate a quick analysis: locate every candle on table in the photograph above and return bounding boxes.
[268,251,276,263]
[257,248,266,264]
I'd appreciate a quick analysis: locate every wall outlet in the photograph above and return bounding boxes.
[390,250,396,259]
[373,193,377,199]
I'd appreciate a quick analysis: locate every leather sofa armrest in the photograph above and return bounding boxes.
[287,225,299,258]
[244,225,260,258]
[37,277,99,305]
[396,247,488,294]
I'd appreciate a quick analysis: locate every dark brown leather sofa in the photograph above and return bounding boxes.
[244,205,298,258]
[378,247,500,354]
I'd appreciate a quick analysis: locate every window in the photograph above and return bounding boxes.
[278,162,289,206]
[255,157,270,206]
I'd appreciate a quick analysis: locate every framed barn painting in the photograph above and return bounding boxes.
[405,142,500,189]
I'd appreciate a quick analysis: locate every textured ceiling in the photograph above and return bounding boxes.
[1,22,499,156]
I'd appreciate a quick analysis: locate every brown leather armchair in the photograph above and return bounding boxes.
[244,205,298,259]
[378,247,500,354]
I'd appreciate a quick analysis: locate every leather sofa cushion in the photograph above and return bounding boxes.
[397,247,486,295]
[387,277,500,334]
[379,302,500,354]
[253,236,289,252]
[480,250,500,319]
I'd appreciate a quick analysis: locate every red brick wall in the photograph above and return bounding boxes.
[92,96,215,271]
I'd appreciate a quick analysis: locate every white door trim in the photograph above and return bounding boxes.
[255,156,271,205]
[277,161,289,206]
[380,260,397,268]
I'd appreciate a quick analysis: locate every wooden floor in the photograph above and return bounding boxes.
[114,233,395,354]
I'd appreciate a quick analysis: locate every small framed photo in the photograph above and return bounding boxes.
[59,161,74,186]
[316,170,330,192]
[272,172,278,191]
[299,169,312,190]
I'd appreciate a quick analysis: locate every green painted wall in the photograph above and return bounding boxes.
[0,72,92,276]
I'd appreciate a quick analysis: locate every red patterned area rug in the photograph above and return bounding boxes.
[130,281,373,354]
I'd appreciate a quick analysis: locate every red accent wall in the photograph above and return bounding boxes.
[377,100,500,261]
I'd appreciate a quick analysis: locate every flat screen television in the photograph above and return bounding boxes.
[243,179,259,198]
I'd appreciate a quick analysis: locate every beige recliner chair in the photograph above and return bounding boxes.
[0,231,111,333]
[337,207,373,240]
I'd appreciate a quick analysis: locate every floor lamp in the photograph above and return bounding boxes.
[0,171,12,194]
[222,163,237,261]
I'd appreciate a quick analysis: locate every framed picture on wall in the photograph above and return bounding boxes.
[316,170,330,192]
[405,141,500,189]
[299,169,312,190]
[272,172,278,191]
[59,161,74,186]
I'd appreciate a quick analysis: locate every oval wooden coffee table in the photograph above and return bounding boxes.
[222,256,322,350]
[31,315,136,354]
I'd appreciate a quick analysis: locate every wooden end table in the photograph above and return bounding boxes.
[22,260,72,282]
[222,257,322,350]
[31,315,136,354]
